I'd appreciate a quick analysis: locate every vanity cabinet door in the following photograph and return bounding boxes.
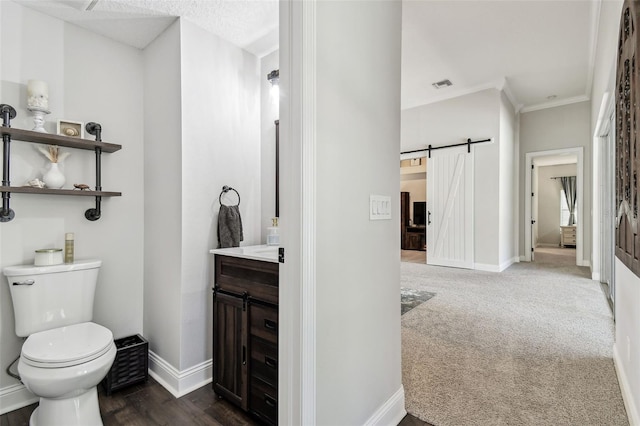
[212,291,248,410]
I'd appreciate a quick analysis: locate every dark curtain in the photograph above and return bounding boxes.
[560,176,577,225]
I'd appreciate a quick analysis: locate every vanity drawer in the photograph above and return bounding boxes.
[250,377,278,426]
[215,255,278,304]
[251,338,278,388]
[250,303,278,344]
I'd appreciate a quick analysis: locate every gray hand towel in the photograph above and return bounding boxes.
[218,205,244,248]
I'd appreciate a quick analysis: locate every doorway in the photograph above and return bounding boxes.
[593,93,616,313]
[401,156,427,263]
[525,147,584,265]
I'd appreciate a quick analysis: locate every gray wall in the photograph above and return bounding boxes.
[536,164,577,246]
[314,0,403,423]
[499,91,518,266]
[519,101,591,263]
[0,1,144,393]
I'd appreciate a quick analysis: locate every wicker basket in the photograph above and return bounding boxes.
[102,334,148,395]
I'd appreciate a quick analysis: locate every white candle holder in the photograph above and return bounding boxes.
[27,106,51,133]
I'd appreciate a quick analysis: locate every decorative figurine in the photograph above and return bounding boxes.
[26,178,45,188]
[73,184,90,191]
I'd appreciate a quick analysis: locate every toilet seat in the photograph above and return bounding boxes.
[22,322,113,368]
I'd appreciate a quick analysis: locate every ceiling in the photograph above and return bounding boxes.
[15,0,601,112]
[402,0,599,112]
[13,0,279,57]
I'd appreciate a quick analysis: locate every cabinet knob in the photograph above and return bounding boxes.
[264,319,277,331]
[265,356,277,369]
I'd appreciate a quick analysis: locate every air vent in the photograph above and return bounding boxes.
[85,0,99,11]
[432,79,453,89]
[58,0,99,11]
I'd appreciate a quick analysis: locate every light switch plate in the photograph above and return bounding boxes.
[370,195,391,220]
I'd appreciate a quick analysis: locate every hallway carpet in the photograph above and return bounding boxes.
[401,259,628,426]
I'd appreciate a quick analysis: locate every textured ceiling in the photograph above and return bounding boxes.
[13,0,279,56]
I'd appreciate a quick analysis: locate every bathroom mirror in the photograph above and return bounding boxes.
[275,119,279,217]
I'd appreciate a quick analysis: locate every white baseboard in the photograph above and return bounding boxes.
[499,257,518,272]
[474,263,500,272]
[519,255,526,262]
[148,351,212,398]
[613,344,640,426]
[578,259,591,268]
[1,353,213,415]
[0,383,38,415]
[592,271,601,281]
[364,386,406,426]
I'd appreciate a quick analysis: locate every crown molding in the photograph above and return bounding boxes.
[520,95,590,113]
[402,79,511,111]
[497,77,523,113]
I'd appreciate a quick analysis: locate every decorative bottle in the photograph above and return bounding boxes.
[64,233,74,263]
[266,218,280,246]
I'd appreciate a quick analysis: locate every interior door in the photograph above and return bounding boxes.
[531,164,538,261]
[427,146,474,269]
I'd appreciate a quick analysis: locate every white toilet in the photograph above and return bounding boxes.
[3,259,117,426]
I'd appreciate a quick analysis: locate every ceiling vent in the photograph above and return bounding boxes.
[58,0,99,11]
[85,0,99,11]
[432,79,453,89]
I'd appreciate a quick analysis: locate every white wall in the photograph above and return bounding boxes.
[591,1,640,423]
[314,0,403,423]
[180,19,260,370]
[143,18,261,393]
[614,259,640,425]
[143,19,183,370]
[402,89,504,269]
[519,101,591,263]
[261,49,279,242]
[0,0,144,401]
[536,164,577,246]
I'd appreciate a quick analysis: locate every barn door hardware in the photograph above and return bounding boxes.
[401,138,493,159]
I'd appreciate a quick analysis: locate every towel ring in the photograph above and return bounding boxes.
[219,185,241,206]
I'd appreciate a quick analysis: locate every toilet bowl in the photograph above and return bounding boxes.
[18,322,117,426]
[3,260,116,426]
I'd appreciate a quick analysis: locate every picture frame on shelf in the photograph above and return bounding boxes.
[57,119,84,139]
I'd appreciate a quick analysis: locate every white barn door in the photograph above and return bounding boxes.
[427,146,474,268]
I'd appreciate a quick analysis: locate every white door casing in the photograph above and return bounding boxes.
[427,146,474,269]
[524,147,584,264]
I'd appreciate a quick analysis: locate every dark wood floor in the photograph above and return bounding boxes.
[1,378,431,425]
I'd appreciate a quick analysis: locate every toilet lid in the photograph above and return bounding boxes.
[22,322,113,368]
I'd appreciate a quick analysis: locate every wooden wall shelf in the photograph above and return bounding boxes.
[0,127,121,153]
[0,186,121,197]
[1,103,122,222]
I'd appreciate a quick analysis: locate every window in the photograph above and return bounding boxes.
[560,190,577,225]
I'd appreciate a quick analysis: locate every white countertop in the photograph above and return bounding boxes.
[210,245,279,263]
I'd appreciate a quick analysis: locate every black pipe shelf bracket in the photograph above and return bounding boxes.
[1,104,17,222]
[0,104,122,223]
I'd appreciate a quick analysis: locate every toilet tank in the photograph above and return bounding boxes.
[3,260,102,337]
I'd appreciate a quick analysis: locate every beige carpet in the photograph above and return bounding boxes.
[401,257,628,426]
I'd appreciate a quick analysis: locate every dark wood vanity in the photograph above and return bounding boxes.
[212,252,279,425]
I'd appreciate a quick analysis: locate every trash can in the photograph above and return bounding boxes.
[102,334,148,395]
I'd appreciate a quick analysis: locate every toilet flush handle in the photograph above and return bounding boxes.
[13,279,34,286]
